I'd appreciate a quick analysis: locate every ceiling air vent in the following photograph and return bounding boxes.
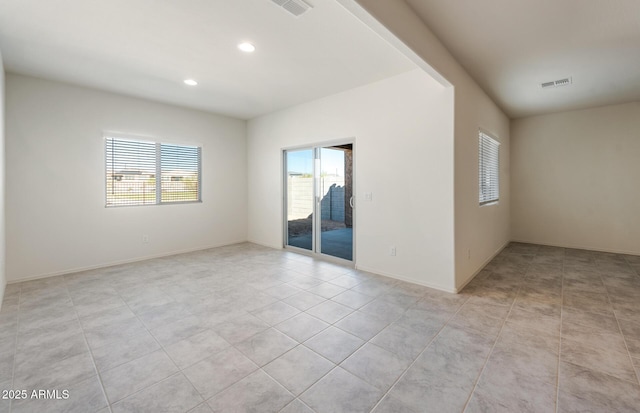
[271,0,312,17]
[541,77,572,89]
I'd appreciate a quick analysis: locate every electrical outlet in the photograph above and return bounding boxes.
[364,192,373,201]
[142,234,149,243]
[390,246,396,256]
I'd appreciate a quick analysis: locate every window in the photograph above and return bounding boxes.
[105,136,201,207]
[479,131,499,205]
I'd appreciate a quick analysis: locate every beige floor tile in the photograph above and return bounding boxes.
[207,370,293,413]
[263,345,334,395]
[165,329,230,369]
[335,310,389,341]
[280,399,315,413]
[275,312,329,343]
[251,301,301,326]
[213,313,269,344]
[235,328,297,366]
[559,361,640,411]
[305,300,353,324]
[370,322,436,362]
[182,347,257,400]
[304,326,365,364]
[371,395,416,413]
[283,291,326,311]
[101,350,178,403]
[330,289,374,309]
[341,343,410,391]
[300,367,383,413]
[112,373,202,413]
[561,337,637,382]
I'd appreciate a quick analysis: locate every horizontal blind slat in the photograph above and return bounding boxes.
[479,132,500,204]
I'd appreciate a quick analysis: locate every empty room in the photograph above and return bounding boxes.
[0,0,639,412]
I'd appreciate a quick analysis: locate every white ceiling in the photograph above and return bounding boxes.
[406,0,640,118]
[0,0,415,119]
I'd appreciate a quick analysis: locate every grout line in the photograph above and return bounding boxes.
[228,265,367,411]
[368,293,472,413]
[267,264,469,413]
[605,259,640,387]
[114,280,218,407]
[73,279,187,408]
[259,354,333,413]
[93,255,357,409]
[460,249,536,412]
[178,258,364,410]
[310,294,412,410]
[621,255,640,386]
[65,281,114,413]
[559,253,640,397]
[555,248,566,413]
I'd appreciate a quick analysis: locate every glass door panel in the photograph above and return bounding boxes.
[285,149,314,251]
[319,146,353,261]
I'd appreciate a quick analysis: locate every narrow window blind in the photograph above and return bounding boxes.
[479,131,500,205]
[105,136,201,207]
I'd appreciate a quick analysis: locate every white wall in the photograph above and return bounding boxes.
[248,69,457,291]
[511,102,640,255]
[0,51,6,304]
[343,0,511,290]
[454,78,510,290]
[6,74,247,282]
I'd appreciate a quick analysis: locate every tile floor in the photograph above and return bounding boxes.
[1,242,640,412]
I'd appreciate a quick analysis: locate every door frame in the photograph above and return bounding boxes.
[282,138,356,266]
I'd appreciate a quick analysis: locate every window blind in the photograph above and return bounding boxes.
[105,136,201,207]
[479,131,500,205]
[160,143,201,203]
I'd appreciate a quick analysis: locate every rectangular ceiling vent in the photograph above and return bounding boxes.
[271,0,312,17]
[541,77,572,89]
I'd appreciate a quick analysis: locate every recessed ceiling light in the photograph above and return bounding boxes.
[184,79,198,86]
[238,42,256,53]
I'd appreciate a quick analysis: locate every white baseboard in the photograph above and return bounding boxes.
[355,264,456,294]
[246,239,283,250]
[510,239,640,257]
[0,281,5,313]
[7,239,249,284]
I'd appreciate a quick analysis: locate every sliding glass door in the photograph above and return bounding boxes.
[284,143,353,262]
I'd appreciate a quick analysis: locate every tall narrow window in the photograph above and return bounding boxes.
[105,136,201,207]
[479,131,500,205]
